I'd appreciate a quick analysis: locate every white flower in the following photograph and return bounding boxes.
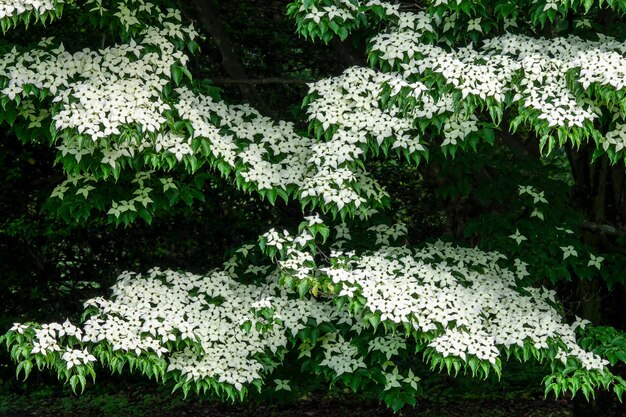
[339,286,357,297]
[588,254,604,270]
[519,186,535,196]
[509,229,527,245]
[404,369,421,390]
[531,209,544,220]
[467,18,482,33]
[9,323,28,334]
[384,367,402,391]
[561,246,578,260]
[572,316,591,330]
[274,379,291,391]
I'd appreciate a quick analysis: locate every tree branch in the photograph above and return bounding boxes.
[189,0,268,111]
[210,77,312,85]
[582,220,625,237]
[497,120,540,161]
[330,38,362,68]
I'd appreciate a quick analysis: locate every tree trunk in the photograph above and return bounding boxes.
[568,147,626,416]
[190,0,268,112]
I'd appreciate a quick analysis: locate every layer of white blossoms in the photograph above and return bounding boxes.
[3,216,615,397]
[369,11,626,132]
[174,87,387,210]
[0,0,60,21]
[16,266,342,390]
[0,1,389,219]
[307,67,437,152]
[306,65,483,156]
[299,7,626,156]
[290,0,400,36]
[276,221,609,371]
[1,10,195,140]
[47,84,389,219]
[9,248,419,393]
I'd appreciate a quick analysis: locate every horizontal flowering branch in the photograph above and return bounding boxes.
[0,0,66,32]
[0,2,389,223]
[3,215,626,407]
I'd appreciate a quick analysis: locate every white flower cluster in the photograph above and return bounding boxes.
[154,132,193,162]
[368,222,407,246]
[369,334,407,360]
[0,18,195,142]
[7,218,614,393]
[24,267,344,390]
[62,348,97,370]
[370,12,436,66]
[442,113,478,147]
[307,66,465,153]
[173,87,388,210]
[309,67,419,146]
[29,320,83,356]
[318,333,366,375]
[604,122,626,154]
[368,11,626,131]
[278,223,610,371]
[0,0,59,20]
[296,0,399,25]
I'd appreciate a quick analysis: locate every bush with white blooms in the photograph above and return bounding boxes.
[3,0,626,411]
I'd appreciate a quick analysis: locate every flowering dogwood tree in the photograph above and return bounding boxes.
[2,0,626,411]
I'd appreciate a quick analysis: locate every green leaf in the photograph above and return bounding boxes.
[171,66,184,86]
[298,279,310,298]
[69,375,80,394]
[467,357,479,376]
[368,314,381,329]
[318,225,330,243]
